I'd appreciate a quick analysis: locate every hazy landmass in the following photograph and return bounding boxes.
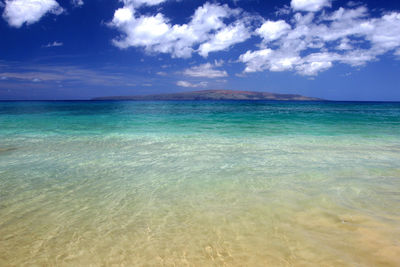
[92,90,323,101]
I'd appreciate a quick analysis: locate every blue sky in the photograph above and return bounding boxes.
[0,0,399,100]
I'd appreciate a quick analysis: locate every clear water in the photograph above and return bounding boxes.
[0,101,399,266]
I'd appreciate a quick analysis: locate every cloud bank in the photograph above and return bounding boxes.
[108,1,400,76]
[1,0,399,78]
[109,0,400,76]
[110,2,251,58]
[240,7,400,76]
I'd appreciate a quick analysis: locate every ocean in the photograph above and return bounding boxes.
[0,100,399,266]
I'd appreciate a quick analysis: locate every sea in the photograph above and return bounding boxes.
[0,100,399,266]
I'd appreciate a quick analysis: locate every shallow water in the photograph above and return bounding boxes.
[0,101,400,266]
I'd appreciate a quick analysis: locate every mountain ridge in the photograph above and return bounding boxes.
[92,90,323,101]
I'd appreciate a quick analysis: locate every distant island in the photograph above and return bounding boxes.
[92,90,323,101]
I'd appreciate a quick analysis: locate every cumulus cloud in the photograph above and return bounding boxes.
[239,5,400,76]
[198,21,251,57]
[290,0,331,12]
[177,80,208,88]
[183,62,228,78]
[295,53,335,75]
[256,20,291,42]
[2,0,63,28]
[240,49,301,73]
[110,2,249,58]
[108,0,400,77]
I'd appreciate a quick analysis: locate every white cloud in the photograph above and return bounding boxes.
[338,50,376,66]
[108,1,400,77]
[110,2,247,58]
[235,72,247,77]
[239,5,400,76]
[240,49,334,76]
[367,12,400,54]
[336,38,352,50]
[256,20,291,42]
[295,52,335,75]
[214,59,224,67]
[111,11,171,50]
[125,0,167,7]
[177,80,207,88]
[71,0,83,7]
[43,41,63,47]
[240,49,302,73]
[239,49,273,73]
[2,0,63,28]
[183,62,228,78]
[296,61,332,75]
[113,6,134,24]
[347,1,362,7]
[275,5,291,16]
[198,21,251,57]
[323,6,368,21]
[291,0,331,12]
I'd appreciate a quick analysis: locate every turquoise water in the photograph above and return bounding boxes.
[1,101,400,266]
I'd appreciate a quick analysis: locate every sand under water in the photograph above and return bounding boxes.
[0,101,399,266]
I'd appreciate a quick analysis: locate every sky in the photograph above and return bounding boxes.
[0,0,400,100]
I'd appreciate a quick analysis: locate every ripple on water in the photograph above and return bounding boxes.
[1,101,400,266]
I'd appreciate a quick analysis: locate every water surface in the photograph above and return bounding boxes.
[1,101,400,266]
